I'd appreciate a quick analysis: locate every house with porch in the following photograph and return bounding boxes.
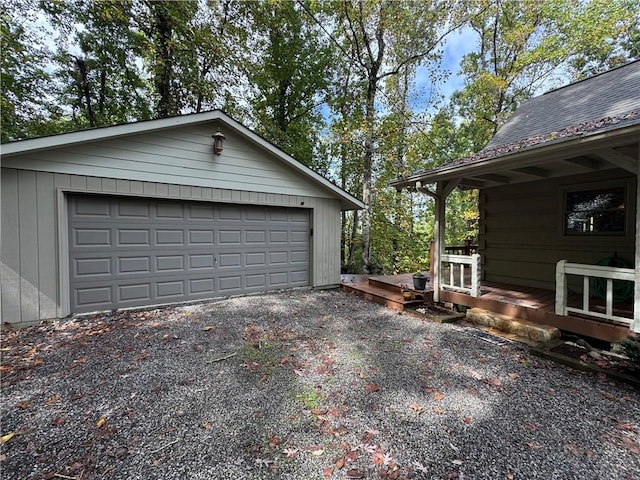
[391,60,640,343]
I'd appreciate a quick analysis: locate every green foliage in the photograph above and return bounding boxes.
[617,337,640,367]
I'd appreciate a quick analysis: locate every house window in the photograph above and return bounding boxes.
[564,186,626,235]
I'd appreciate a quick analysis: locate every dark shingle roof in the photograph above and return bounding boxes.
[486,60,640,149]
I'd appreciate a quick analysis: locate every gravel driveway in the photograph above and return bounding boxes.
[2,290,639,480]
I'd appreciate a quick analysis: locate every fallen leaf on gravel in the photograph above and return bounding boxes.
[444,470,459,479]
[133,351,149,362]
[346,469,364,479]
[615,422,637,432]
[0,365,11,372]
[30,358,44,367]
[323,466,334,478]
[15,401,29,410]
[202,326,215,331]
[335,457,345,469]
[345,450,359,463]
[0,454,6,462]
[311,408,327,415]
[433,407,445,415]
[508,373,519,380]
[365,384,381,393]
[485,378,502,387]
[409,403,422,413]
[433,391,445,401]
[468,388,478,395]
[47,395,60,405]
[565,443,595,457]
[1,432,15,444]
[372,448,385,466]
[469,370,482,380]
[96,417,107,428]
[200,422,212,429]
[452,459,463,465]
[268,436,281,448]
[52,418,65,426]
[74,357,87,364]
[413,461,428,473]
[507,474,514,480]
[463,417,472,424]
[523,421,537,431]
[283,448,298,458]
[525,442,541,449]
[150,322,161,327]
[310,447,324,456]
[478,358,488,363]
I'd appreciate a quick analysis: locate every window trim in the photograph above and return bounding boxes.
[561,179,631,237]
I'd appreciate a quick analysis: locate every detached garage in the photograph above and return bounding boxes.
[1,110,363,326]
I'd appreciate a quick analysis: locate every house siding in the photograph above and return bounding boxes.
[479,168,636,290]
[1,167,342,327]
[1,123,331,199]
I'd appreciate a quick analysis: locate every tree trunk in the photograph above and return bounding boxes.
[151,3,175,118]
[75,57,97,127]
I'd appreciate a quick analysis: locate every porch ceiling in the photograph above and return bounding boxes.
[392,123,640,191]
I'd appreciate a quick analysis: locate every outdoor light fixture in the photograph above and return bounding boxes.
[212,127,225,155]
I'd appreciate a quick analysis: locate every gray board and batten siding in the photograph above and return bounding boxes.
[478,168,636,290]
[1,112,361,326]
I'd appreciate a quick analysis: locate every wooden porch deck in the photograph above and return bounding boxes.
[342,274,632,343]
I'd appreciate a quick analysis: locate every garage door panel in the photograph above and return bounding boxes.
[219,276,241,291]
[189,278,215,294]
[73,198,110,217]
[156,229,184,245]
[118,200,149,218]
[189,230,214,245]
[118,229,149,246]
[118,283,151,302]
[74,229,111,247]
[189,254,215,270]
[219,230,241,244]
[246,273,267,288]
[246,252,266,266]
[157,280,185,298]
[218,253,241,268]
[74,258,111,277]
[269,231,288,243]
[118,256,150,274]
[188,204,215,220]
[76,286,112,307]
[156,203,184,219]
[155,255,184,272]
[69,195,309,313]
[269,272,288,286]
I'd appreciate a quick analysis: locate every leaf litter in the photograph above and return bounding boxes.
[0,290,639,479]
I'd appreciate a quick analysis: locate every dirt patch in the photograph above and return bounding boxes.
[549,342,639,378]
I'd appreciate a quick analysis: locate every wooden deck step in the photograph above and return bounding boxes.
[341,281,427,311]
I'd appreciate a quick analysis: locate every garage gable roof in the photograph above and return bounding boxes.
[1,110,364,210]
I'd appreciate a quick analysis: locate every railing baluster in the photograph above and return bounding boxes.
[460,264,465,289]
[555,259,634,326]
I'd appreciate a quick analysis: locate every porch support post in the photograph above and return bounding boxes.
[433,180,459,303]
[634,145,640,333]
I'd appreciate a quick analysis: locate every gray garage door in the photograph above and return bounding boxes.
[68,194,309,313]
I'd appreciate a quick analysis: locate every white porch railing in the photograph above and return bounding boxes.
[555,260,635,326]
[441,253,481,297]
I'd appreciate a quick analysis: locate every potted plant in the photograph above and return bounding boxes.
[412,272,429,290]
[400,284,413,300]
